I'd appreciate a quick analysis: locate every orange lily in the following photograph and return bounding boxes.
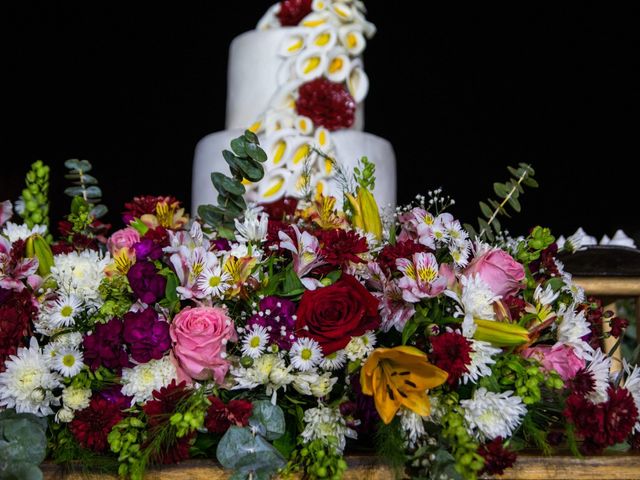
[360,346,448,424]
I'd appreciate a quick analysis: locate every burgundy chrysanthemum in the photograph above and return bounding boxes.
[69,396,124,452]
[265,220,295,256]
[155,432,195,465]
[609,316,629,338]
[478,437,517,476]
[570,368,596,397]
[377,240,430,274]
[143,380,191,428]
[205,397,253,434]
[259,197,299,220]
[0,288,35,372]
[429,332,472,385]
[122,195,180,225]
[83,318,130,371]
[296,78,356,131]
[603,386,638,445]
[318,229,368,268]
[277,0,312,26]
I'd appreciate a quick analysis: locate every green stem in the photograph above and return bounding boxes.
[480,166,531,239]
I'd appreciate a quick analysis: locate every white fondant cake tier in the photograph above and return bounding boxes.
[226,29,364,131]
[192,129,396,212]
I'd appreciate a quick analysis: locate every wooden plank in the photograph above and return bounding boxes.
[573,276,640,296]
[42,454,640,479]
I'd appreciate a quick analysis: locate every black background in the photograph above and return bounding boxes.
[1,2,639,240]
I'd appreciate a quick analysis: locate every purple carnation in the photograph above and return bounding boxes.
[98,385,133,410]
[83,318,130,371]
[122,308,171,363]
[127,260,166,304]
[247,296,297,349]
[133,239,163,261]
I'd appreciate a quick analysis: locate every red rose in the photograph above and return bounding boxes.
[295,274,380,354]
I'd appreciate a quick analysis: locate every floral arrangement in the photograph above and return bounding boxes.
[1,141,639,480]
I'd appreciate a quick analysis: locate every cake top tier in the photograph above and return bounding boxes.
[226,0,377,203]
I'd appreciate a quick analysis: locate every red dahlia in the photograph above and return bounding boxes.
[69,397,124,452]
[0,288,35,372]
[478,437,517,476]
[429,332,473,385]
[277,0,312,26]
[296,78,356,131]
[377,240,430,274]
[318,228,368,267]
[603,386,638,445]
[570,368,596,397]
[143,380,190,429]
[205,397,253,434]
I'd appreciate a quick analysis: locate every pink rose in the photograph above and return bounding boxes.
[464,249,525,297]
[107,227,141,255]
[522,344,585,381]
[170,307,237,383]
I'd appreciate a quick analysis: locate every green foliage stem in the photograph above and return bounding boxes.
[19,160,52,243]
[64,159,108,219]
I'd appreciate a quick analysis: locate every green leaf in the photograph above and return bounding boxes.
[198,204,224,227]
[211,173,246,196]
[84,186,102,199]
[243,130,259,144]
[230,137,247,156]
[216,427,285,472]
[464,223,478,239]
[64,159,92,173]
[522,177,539,188]
[479,201,492,219]
[90,204,108,219]
[493,182,508,198]
[507,195,521,212]
[64,186,86,197]
[478,217,494,241]
[249,401,286,441]
[246,142,267,163]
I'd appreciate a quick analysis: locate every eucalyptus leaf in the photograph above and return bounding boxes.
[211,173,245,196]
[64,186,86,197]
[478,217,494,242]
[84,186,102,199]
[64,159,92,173]
[230,137,247,156]
[493,182,508,198]
[507,195,521,212]
[249,401,286,441]
[90,204,108,219]
[246,142,267,163]
[243,129,259,144]
[479,201,492,219]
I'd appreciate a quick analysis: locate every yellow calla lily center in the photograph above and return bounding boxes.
[360,346,448,424]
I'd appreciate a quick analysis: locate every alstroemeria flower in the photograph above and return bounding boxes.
[396,252,447,302]
[278,225,326,290]
[360,346,448,424]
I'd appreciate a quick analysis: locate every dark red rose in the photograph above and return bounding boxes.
[205,397,253,434]
[277,0,312,26]
[296,78,356,131]
[69,396,124,452]
[295,274,380,354]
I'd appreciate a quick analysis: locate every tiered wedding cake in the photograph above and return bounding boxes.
[191,0,396,212]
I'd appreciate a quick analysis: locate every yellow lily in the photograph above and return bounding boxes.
[346,186,382,240]
[360,346,448,424]
[473,319,530,347]
[24,234,54,276]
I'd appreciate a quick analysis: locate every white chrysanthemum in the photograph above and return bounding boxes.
[290,337,323,371]
[293,371,337,397]
[241,325,270,359]
[461,388,527,440]
[559,268,586,304]
[120,356,177,405]
[61,385,91,411]
[196,266,231,298]
[301,403,357,453]
[50,249,111,306]
[1,221,47,243]
[585,348,612,404]
[0,338,61,416]
[533,284,559,306]
[47,294,84,328]
[51,332,84,349]
[458,274,500,337]
[231,354,293,401]
[321,349,347,371]
[235,210,269,244]
[52,348,84,377]
[400,407,427,447]
[623,361,640,433]
[345,331,376,362]
[55,407,75,423]
[461,340,501,385]
[556,307,594,361]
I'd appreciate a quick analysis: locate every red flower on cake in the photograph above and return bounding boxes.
[69,396,124,452]
[429,332,473,385]
[296,78,356,131]
[277,0,312,26]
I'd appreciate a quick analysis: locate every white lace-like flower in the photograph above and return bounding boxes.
[196,265,231,298]
[52,348,84,377]
[584,348,612,404]
[0,338,62,416]
[50,250,110,306]
[2,222,47,243]
[461,388,527,440]
[345,331,376,361]
[623,360,640,433]
[556,307,594,361]
[47,294,84,328]
[120,356,177,405]
[301,403,357,453]
[400,407,427,447]
[290,337,323,371]
[241,325,270,359]
[321,349,347,371]
[61,385,91,411]
[235,210,269,243]
[461,340,501,385]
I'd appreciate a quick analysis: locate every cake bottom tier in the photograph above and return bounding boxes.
[191,129,397,213]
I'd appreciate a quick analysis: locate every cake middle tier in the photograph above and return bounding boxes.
[226,28,365,131]
[192,129,395,213]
